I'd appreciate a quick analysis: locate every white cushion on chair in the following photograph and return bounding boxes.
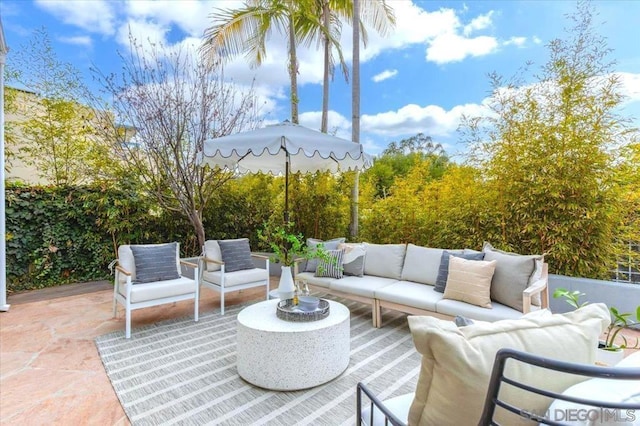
[203,240,222,272]
[202,268,267,287]
[118,276,197,303]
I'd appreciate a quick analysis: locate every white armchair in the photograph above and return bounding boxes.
[200,238,270,314]
[113,242,199,338]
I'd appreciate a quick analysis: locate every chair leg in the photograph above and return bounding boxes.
[125,307,131,339]
[265,280,269,300]
[194,290,199,322]
[220,291,225,315]
[112,295,118,318]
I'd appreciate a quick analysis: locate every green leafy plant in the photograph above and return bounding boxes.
[553,288,640,350]
[257,222,334,269]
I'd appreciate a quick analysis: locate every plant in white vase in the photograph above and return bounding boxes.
[257,222,334,300]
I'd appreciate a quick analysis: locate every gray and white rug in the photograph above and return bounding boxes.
[95,297,421,425]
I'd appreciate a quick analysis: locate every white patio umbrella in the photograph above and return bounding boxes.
[198,121,373,222]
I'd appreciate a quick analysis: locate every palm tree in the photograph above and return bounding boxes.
[350,0,395,237]
[201,0,325,125]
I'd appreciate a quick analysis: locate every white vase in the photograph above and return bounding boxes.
[595,344,624,366]
[278,266,295,300]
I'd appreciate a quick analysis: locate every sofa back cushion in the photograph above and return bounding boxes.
[483,242,544,311]
[118,243,181,284]
[363,243,407,279]
[401,244,459,285]
[407,303,611,425]
[204,240,222,272]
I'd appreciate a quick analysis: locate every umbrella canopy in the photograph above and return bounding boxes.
[198,121,373,222]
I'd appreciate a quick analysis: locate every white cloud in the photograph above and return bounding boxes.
[617,72,640,104]
[532,36,543,44]
[426,34,499,64]
[372,69,398,83]
[463,11,494,36]
[361,102,492,138]
[35,0,116,35]
[504,36,527,48]
[58,35,92,47]
[299,110,352,140]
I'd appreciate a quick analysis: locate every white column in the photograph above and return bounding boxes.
[1,46,10,311]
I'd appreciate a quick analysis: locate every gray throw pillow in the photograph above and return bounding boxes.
[454,315,475,327]
[343,255,365,277]
[218,238,254,272]
[304,237,346,272]
[482,242,542,312]
[434,251,486,293]
[130,243,180,283]
[314,249,344,279]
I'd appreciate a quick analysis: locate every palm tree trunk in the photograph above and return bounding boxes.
[288,13,299,124]
[321,0,330,133]
[350,0,361,239]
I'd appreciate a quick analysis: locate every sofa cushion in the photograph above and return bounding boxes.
[118,276,197,303]
[407,303,611,425]
[363,243,407,279]
[329,275,398,299]
[442,257,496,308]
[304,237,346,272]
[118,243,181,284]
[204,240,222,272]
[374,281,445,312]
[434,250,486,293]
[483,242,543,312]
[201,268,267,287]
[315,249,344,279]
[401,245,453,285]
[130,242,181,283]
[436,298,525,321]
[218,238,254,272]
[295,271,333,289]
[339,243,366,277]
[545,351,640,426]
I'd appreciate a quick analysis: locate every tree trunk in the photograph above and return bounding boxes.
[350,0,361,239]
[321,0,330,133]
[188,209,206,250]
[288,13,299,124]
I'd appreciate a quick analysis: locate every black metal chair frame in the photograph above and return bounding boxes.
[357,348,640,426]
[479,348,640,426]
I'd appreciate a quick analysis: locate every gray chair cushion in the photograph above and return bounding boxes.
[434,251,486,293]
[130,242,181,283]
[218,238,254,272]
[304,237,346,272]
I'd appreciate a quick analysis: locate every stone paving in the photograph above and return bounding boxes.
[1,280,638,425]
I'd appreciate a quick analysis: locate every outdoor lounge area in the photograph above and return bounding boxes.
[1,277,639,424]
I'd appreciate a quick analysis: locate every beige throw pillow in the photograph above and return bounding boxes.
[407,303,611,425]
[443,257,496,309]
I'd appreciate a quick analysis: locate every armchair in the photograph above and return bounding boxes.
[200,239,270,314]
[113,242,199,338]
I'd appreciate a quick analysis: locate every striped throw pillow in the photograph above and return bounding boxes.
[314,249,344,279]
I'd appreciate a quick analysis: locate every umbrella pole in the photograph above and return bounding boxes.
[284,150,290,224]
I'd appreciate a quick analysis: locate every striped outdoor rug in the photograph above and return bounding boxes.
[95,297,421,425]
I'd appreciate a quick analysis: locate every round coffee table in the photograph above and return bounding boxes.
[236,299,350,391]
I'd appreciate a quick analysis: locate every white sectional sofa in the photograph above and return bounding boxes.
[295,242,549,328]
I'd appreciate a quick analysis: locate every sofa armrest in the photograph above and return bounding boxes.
[115,265,131,276]
[522,263,549,313]
[179,259,198,269]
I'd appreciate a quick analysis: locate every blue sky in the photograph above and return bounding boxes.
[2,0,639,158]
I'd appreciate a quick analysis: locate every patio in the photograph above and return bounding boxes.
[1,279,638,425]
[0,280,275,424]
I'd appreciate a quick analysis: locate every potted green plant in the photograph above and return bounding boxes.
[257,222,335,300]
[553,288,640,364]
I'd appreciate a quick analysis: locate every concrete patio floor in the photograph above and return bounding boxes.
[0,280,275,425]
[1,280,638,425]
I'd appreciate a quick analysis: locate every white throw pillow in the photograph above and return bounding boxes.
[407,303,611,425]
[204,240,222,272]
